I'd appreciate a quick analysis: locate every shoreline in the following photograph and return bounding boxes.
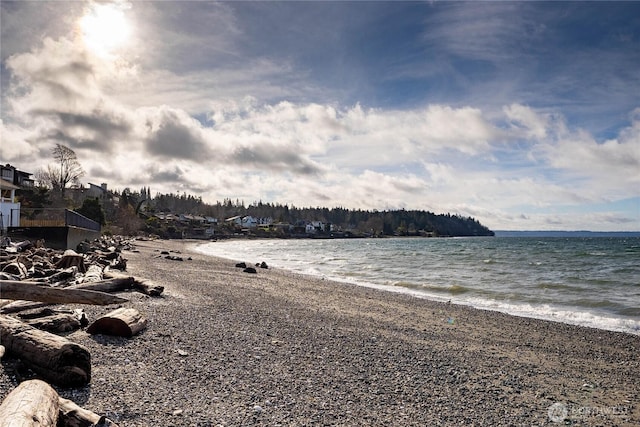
[1,238,639,425]
[194,238,640,337]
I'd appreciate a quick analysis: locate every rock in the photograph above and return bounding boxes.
[243,267,257,274]
[235,262,247,268]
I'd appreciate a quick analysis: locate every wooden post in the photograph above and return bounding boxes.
[0,379,59,426]
[0,315,91,387]
[87,308,147,338]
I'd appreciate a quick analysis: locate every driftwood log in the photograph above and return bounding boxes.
[0,379,59,426]
[71,276,163,297]
[68,277,135,293]
[23,313,82,333]
[0,315,91,387]
[1,262,28,278]
[18,308,87,333]
[58,397,119,427]
[55,250,86,273]
[76,264,103,283]
[0,300,50,314]
[0,281,128,306]
[102,271,164,296]
[87,308,147,338]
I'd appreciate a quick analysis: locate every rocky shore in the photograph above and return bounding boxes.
[1,238,639,426]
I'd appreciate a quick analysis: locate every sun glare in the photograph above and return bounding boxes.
[79,3,131,56]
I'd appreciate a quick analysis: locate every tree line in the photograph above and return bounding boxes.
[138,195,494,237]
[17,144,494,237]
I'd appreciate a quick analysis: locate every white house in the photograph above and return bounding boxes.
[305,221,326,234]
[0,179,21,230]
[241,216,258,228]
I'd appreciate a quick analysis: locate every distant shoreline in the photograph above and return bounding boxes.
[494,230,640,237]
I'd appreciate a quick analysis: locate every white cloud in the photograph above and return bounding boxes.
[503,104,550,140]
[1,3,638,232]
[0,119,41,160]
[537,111,640,199]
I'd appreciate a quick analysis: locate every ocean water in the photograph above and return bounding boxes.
[195,237,640,335]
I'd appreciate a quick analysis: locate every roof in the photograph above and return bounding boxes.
[0,179,20,190]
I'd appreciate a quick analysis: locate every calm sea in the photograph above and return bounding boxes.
[195,237,640,335]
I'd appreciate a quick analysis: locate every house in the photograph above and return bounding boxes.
[305,221,326,234]
[0,179,21,230]
[0,164,35,188]
[154,212,179,222]
[0,164,35,231]
[86,183,109,200]
[241,216,258,228]
[179,214,206,224]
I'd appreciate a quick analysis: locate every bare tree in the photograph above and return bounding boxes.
[37,144,85,196]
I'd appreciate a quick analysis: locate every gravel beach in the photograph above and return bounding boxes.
[1,238,639,426]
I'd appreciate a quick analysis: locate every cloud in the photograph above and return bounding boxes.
[503,104,551,140]
[2,1,638,232]
[537,110,640,199]
[229,144,324,176]
[0,119,41,160]
[4,35,136,157]
[143,107,210,160]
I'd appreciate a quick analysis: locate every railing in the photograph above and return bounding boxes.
[15,208,100,231]
[65,209,100,231]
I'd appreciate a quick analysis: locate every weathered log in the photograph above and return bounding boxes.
[46,266,78,284]
[0,379,59,426]
[0,281,128,305]
[68,277,135,293]
[0,300,50,314]
[58,397,120,427]
[55,250,86,273]
[23,313,82,333]
[18,308,88,329]
[102,271,164,297]
[12,240,34,253]
[1,262,28,278]
[132,278,163,296]
[87,308,147,337]
[0,272,19,281]
[0,315,91,387]
[77,264,103,283]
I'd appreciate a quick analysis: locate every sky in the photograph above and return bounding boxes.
[1,1,639,231]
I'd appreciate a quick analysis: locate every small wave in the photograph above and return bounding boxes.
[570,298,618,309]
[536,282,583,292]
[462,298,640,336]
[392,282,471,295]
[449,284,471,294]
[618,307,640,316]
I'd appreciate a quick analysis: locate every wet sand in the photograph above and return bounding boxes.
[1,238,639,426]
